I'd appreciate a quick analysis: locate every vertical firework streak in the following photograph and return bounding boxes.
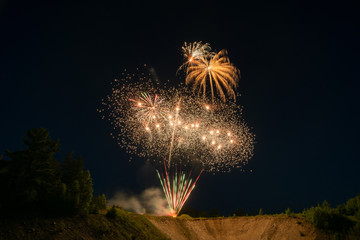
[156,161,204,217]
[167,99,182,168]
[162,98,202,216]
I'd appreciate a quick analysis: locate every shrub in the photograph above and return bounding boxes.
[57,220,66,232]
[335,204,346,215]
[178,214,193,220]
[355,210,360,220]
[303,206,354,233]
[344,195,360,216]
[349,221,360,236]
[285,208,293,216]
[106,206,118,220]
[234,209,245,216]
[259,208,263,215]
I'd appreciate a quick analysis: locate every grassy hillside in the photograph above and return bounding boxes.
[0,208,169,240]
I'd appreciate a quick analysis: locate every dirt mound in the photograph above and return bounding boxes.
[146,215,324,240]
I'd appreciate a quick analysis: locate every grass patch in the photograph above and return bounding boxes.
[178,214,194,220]
[104,206,169,240]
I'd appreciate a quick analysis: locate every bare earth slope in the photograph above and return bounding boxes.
[146,215,324,240]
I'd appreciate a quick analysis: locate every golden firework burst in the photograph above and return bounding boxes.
[185,49,240,102]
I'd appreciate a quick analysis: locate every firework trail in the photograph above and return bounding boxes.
[156,161,203,217]
[167,99,181,167]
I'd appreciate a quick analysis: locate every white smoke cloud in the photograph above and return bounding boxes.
[107,187,170,215]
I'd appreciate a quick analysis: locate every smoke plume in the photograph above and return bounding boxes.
[107,187,170,215]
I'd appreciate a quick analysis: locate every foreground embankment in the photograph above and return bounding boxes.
[146,215,327,240]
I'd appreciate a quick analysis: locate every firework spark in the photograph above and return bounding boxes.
[185,49,240,102]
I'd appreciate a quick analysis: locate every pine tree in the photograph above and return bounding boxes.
[62,153,93,214]
[4,128,62,210]
[79,170,93,214]
[0,128,98,216]
[90,194,107,214]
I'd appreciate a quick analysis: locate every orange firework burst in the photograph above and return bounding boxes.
[185,49,240,102]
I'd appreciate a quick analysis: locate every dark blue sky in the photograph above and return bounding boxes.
[1,1,359,214]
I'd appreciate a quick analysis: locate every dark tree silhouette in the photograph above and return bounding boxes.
[90,194,107,214]
[2,128,62,212]
[0,128,104,216]
[62,153,93,215]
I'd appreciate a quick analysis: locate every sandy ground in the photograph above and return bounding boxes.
[146,215,323,240]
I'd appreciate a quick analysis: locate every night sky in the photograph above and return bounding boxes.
[1,1,359,215]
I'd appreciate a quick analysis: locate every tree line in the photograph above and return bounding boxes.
[0,128,106,216]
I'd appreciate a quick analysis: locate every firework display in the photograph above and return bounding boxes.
[99,42,254,216]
